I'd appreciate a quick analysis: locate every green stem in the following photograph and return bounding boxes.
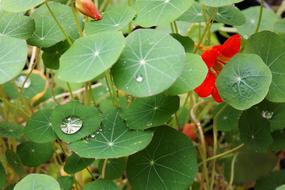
[66,82,74,99]
[193,21,212,53]
[71,6,84,37]
[226,154,238,190]
[45,1,73,45]
[105,71,119,108]
[255,0,264,33]
[101,159,108,178]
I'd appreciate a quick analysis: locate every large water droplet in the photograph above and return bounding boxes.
[15,75,31,88]
[136,75,144,83]
[261,110,274,120]
[60,116,83,134]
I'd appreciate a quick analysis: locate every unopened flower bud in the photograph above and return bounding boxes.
[75,0,102,20]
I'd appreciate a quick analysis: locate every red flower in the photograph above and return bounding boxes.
[194,34,241,103]
[75,0,102,20]
[182,123,197,141]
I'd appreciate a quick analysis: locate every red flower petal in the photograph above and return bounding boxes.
[220,34,241,58]
[201,47,221,68]
[182,123,197,141]
[212,86,223,103]
[194,71,216,98]
[76,0,102,20]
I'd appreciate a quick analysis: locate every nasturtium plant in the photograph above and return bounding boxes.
[2,0,285,190]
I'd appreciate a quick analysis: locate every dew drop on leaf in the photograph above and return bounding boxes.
[60,116,83,134]
[135,75,144,83]
[261,110,274,120]
[15,75,31,88]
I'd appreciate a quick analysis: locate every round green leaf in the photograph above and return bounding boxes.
[256,171,285,190]
[24,109,57,143]
[112,29,186,97]
[210,6,246,26]
[1,0,44,12]
[5,150,24,174]
[178,2,204,23]
[69,110,153,159]
[0,122,23,138]
[166,53,207,95]
[0,162,6,189]
[64,153,94,174]
[236,6,278,38]
[244,31,285,102]
[216,53,272,110]
[0,36,27,84]
[14,174,60,190]
[200,0,243,7]
[170,34,194,53]
[28,2,80,48]
[50,101,102,143]
[127,126,198,190]
[17,142,54,167]
[277,185,285,190]
[0,11,35,39]
[122,95,179,129]
[239,107,273,152]
[85,5,136,35]
[134,0,193,27]
[58,31,125,83]
[98,158,126,180]
[84,180,119,190]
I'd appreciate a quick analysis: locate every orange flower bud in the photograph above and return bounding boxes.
[182,123,197,141]
[75,0,102,20]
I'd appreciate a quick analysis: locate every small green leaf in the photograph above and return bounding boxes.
[201,0,243,7]
[239,107,273,152]
[85,5,136,35]
[14,174,61,190]
[244,31,285,102]
[83,180,119,190]
[0,36,27,84]
[0,11,35,39]
[64,153,94,174]
[255,171,285,190]
[50,101,102,143]
[69,110,153,159]
[24,109,57,143]
[1,0,44,12]
[5,150,24,174]
[166,53,208,95]
[0,122,23,139]
[57,176,74,190]
[28,2,80,48]
[0,162,6,189]
[216,53,272,110]
[178,2,204,23]
[236,6,278,38]
[134,0,193,27]
[170,34,194,53]
[209,6,246,26]
[127,126,198,190]
[112,29,186,97]
[122,95,179,129]
[17,141,54,167]
[58,31,125,83]
[98,158,126,180]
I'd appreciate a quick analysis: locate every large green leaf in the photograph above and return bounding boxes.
[255,171,285,190]
[28,2,80,48]
[127,126,197,190]
[134,0,193,27]
[236,6,278,38]
[201,0,243,7]
[0,36,27,84]
[0,162,6,189]
[239,107,273,152]
[0,122,23,138]
[64,153,94,174]
[1,0,44,12]
[17,142,54,167]
[24,109,57,143]
[216,53,272,110]
[166,53,207,95]
[0,11,34,39]
[50,101,102,143]
[122,95,179,129]
[69,110,153,159]
[178,2,204,23]
[85,5,136,35]
[58,31,125,83]
[98,158,126,180]
[14,174,61,190]
[84,180,119,190]
[209,6,246,26]
[244,31,285,102]
[112,29,186,97]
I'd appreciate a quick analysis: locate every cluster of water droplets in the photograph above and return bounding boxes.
[60,116,83,135]
[83,127,104,143]
[15,75,31,89]
[261,110,274,120]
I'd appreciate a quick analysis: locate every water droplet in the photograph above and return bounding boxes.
[96,131,100,134]
[91,134,96,138]
[99,128,103,132]
[60,116,83,135]
[261,110,274,120]
[136,75,144,83]
[15,75,31,88]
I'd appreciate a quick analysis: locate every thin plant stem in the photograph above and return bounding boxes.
[194,20,212,53]
[174,113,180,130]
[66,82,74,99]
[105,71,119,107]
[255,0,264,33]
[71,6,84,37]
[226,154,238,190]
[101,159,108,178]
